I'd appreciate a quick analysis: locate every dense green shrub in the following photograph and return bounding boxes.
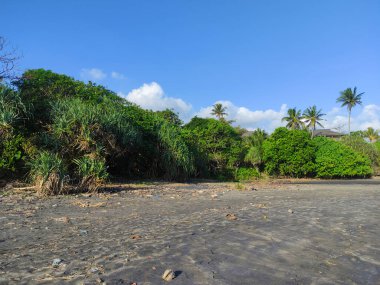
[14,69,124,131]
[314,137,372,178]
[234,167,260,181]
[375,141,380,151]
[263,128,316,177]
[340,135,379,167]
[183,117,243,178]
[0,134,25,176]
[28,151,67,195]
[157,122,195,180]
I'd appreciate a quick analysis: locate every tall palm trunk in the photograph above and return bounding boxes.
[348,108,351,135]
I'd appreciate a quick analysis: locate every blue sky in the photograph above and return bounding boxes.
[3,0,380,131]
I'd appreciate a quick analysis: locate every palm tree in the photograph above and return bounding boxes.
[364,127,379,143]
[282,108,304,130]
[336,87,364,135]
[211,103,227,120]
[244,128,268,170]
[302,105,325,138]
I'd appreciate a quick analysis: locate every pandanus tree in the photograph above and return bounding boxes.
[336,87,364,135]
[0,85,25,137]
[302,105,325,138]
[211,103,227,120]
[282,108,304,130]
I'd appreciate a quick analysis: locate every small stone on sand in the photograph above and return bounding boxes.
[226,213,237,220]
[130,234,142,240]
[162,269,175,281]
[52,258,63,267]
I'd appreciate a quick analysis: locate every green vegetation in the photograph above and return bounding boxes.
[336,87,364,135]
[27,151,67,195]
[1,69,378,194]
[302,105,325,138]
[262,128,316,177]
[234,167,260,181]
[314,137,372,178]
[243,128,267,171]
[211,103,227,120]
[281,108,304,130]
[364,127,379,143]
[340,135,379,168]
[183,117,243,179]
[73,156,108,192]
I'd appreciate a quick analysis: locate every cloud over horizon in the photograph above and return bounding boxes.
[80,68,107,81]
[196,101,288,132]
[80,68,127,81]
[324,104,380,132]
[120,82,193,118]
[120,82,380,133]
[111,71,126,80]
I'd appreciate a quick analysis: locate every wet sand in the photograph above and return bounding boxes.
[1,179,380,285]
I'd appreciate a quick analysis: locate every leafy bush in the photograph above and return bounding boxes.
[73,156,108,192]
[314,137,372,178]
[263,128,316,177]
[28,151,67,195]
[375,141,380,152]
[157,121,195,181]
[340,135,379,167]
[234,167,260,181]
[0,134,25,176]
[183,117,243,178]
[14,69,125,131]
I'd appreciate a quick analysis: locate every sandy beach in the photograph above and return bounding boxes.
[1,179,380,285]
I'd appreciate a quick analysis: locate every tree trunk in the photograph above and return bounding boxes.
[348,109,351,135]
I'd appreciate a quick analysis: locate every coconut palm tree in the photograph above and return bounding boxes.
[211,103,227,120]
[302,105,325,138]
[336,87,364,135]
[282,108,304,130]
[364,127,379,143]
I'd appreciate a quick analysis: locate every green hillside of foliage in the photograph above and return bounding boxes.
[1,69,378,194]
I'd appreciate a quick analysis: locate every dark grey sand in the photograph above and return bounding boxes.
[1,179,380,285]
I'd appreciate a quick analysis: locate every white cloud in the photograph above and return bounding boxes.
[119,81,380,133]
[80,68,107,81]
[196,101,288,132]
[324,104,380,132]
[111,71,126,80]
[120,82,192,118]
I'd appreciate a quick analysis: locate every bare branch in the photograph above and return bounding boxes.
[0,36,20,81]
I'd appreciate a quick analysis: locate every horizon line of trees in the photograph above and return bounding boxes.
[1,69,379,195]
